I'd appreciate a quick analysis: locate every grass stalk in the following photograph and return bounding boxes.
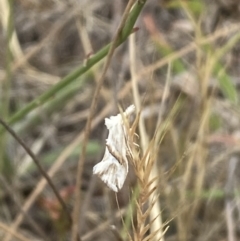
[0,0,13,174]
[71,1,148,241]
[0,0,147,136]
[129,31,164,241]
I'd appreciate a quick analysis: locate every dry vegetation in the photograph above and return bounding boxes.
[1,0,240,240]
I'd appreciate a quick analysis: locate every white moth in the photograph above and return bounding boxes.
[93,105,135,192]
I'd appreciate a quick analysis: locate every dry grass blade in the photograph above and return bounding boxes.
[142,229,161,241]
[140,212,162,238]
[141,187,158,205]
[141,198,160,225]
[125,52,165,238]
[0,222,31,241]
[0,0,24,61]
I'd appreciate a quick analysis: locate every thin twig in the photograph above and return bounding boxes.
[0,117,72,224]
[0,222,31,241]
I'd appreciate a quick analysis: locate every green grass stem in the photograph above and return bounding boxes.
[0,1,146,135]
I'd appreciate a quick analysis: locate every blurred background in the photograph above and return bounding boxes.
[1,0,240,240]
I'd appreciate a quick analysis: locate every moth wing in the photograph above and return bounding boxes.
[93,153,128,192]
[104,117,113,129]
[93,105,135,192]
[106,122,128,159]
